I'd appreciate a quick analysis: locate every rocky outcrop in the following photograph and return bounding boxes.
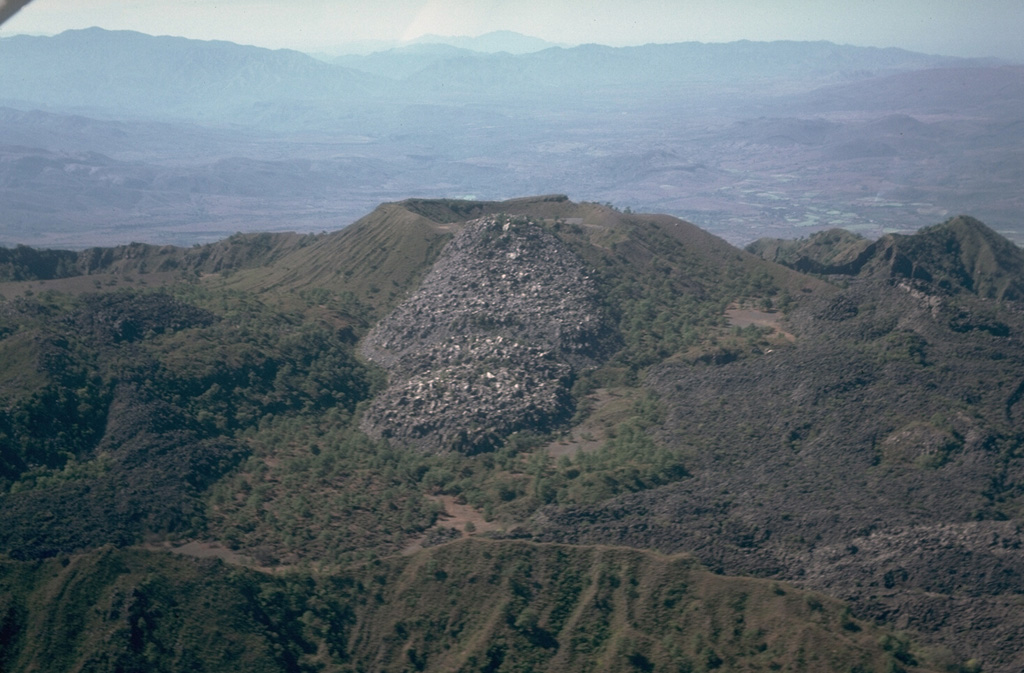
[749,216,1024,302]
[359,215,617,453]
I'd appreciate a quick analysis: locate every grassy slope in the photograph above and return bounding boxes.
[220,202,457,318]
[0,540,941,673]
[343,538,938,673]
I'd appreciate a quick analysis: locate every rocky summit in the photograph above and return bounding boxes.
[359,214,616,452]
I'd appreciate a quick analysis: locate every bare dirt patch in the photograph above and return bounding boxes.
[145,540,253,565]
[546,388,638,458]
[433,495,503,535]
[725,305,795,341]
[401,495,504,556]
[144,540,300,574]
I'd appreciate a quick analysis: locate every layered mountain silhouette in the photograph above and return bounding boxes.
[2,28,1022,249]
[0,28,974,124]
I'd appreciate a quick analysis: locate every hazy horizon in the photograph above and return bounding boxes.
[2,0,1023,61]
[2,0,1023,250]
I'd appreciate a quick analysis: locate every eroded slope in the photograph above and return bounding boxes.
[0,540,943,673]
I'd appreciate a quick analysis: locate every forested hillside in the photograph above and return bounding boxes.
[1,196,1021,671]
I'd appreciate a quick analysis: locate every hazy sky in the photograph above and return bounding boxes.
[2,0,1023,60]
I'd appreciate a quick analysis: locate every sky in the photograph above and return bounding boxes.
[1,0,1023,60]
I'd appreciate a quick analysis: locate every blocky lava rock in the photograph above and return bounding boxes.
[359,215,617,452]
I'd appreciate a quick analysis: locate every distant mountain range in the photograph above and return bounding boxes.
[0,27,1022,249]
[0,28,382,121]
[0,28,974,123]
